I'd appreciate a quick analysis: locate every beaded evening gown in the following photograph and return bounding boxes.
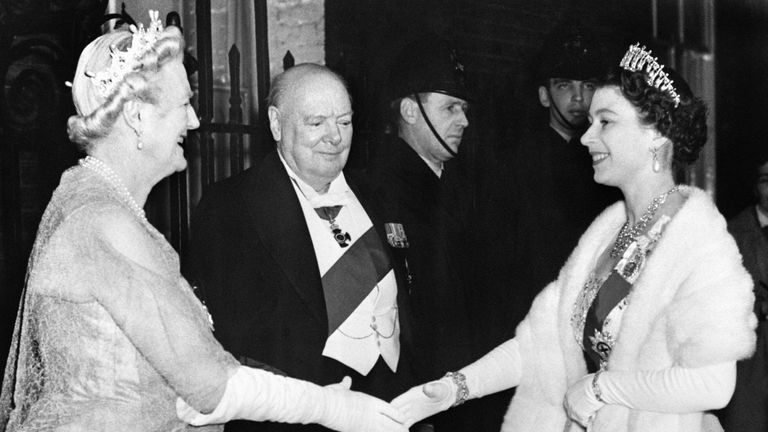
[0,164,238,431]
[572,215,671,373]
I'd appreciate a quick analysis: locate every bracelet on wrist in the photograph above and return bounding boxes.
[591,370,605,403]
[444,371,469,406]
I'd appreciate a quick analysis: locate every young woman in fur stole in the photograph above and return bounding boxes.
[390,43,757,432]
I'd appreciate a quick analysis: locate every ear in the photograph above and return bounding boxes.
[650,136,673,164]
[122,99,143,137]
[399,97,419,125]
[267,106,281,141]
[538,86,551,108]
[650,130,671,148]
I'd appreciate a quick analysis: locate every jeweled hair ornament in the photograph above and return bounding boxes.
[85,10,164,98]
[619,43,681,107]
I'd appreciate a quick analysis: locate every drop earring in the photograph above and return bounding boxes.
[651,147,661,172]
[137,140,144,150]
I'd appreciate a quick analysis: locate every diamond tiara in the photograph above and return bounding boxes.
[619,43,681,107]
[85,10,164,98]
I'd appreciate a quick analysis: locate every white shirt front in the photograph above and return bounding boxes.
[279,154,400,375]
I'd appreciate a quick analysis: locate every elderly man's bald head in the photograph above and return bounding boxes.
[267,63,351,111]
[266,63,354,193]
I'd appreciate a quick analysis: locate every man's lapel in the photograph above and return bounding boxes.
[241,152,326,326]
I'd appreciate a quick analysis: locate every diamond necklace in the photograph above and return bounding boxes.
[610,184,680,259]
[79,156,147,222]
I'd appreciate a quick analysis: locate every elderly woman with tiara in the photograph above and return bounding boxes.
[391,43,757,432]
[0,12,407,432]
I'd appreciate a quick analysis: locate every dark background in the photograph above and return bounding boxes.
[1,0,767,385]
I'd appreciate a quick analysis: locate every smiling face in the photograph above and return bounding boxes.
[580,86,661,189]
[269,71,353,192]
[141,60,199,177]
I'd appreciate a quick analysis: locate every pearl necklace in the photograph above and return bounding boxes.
[79,156,147,222]
[610,185,680,259]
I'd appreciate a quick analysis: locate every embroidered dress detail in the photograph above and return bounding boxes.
[79,156,147,222]
[0,166,236,431]
[587,297,630,370]
[572,215,672,372]
[571,272,609,343]
[589,328,615,367]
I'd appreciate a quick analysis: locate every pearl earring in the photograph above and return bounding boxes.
[651,147,661,172]
[137,140,144,150]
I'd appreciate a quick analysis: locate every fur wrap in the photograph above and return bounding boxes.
[500,186,757,432]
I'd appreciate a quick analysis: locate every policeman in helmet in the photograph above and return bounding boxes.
[384,34,471,177]
[504,20,620,326]
[535,21,607,142]
[366,33,478,431]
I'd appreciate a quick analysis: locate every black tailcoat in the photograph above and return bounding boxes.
[187,151,417,432]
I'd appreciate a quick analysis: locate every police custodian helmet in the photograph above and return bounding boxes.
[535,21,607,84]
[387,33,471,102]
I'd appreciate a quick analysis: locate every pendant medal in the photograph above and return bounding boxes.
[314,205,352,247]
[330,222,351,247]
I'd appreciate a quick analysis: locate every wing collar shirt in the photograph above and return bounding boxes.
[278,153,400,375]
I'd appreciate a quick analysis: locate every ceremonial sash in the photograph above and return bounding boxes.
[321,226,392,335]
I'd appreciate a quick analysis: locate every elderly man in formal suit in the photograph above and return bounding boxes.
[187,63,417,432]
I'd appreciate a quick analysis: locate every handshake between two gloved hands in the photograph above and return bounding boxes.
[175,365,458,432]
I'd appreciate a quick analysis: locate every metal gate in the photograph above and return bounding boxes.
[161,0,274,258]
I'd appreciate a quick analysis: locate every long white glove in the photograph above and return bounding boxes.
[391,338,522,428]
[563,373,604,427]
[176,366,407,432]
[390,377,456,428]
[595,361,736,412]
[564,361,736,427]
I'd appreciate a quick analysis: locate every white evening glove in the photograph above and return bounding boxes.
[176,366,407,432]
[594,361,736,412]
[391,338,523,428]
[391,377,456,428]
[563,362,735,427]
[460,338,522,398]
[564,373,605,427]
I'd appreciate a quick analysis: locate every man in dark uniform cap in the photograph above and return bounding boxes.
[535,21,606,142]
[383,34,471,173]
[363,34,481,431]
[479,21,621,346]
[513,20,620,299]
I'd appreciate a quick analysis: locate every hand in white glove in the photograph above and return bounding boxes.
[564,373,605,427]
[391,377,455,428]
[325,375,354,391]
[321,376,408,432]
[176,366,407,432]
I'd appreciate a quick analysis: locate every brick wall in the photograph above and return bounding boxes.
[268,0,325,78]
